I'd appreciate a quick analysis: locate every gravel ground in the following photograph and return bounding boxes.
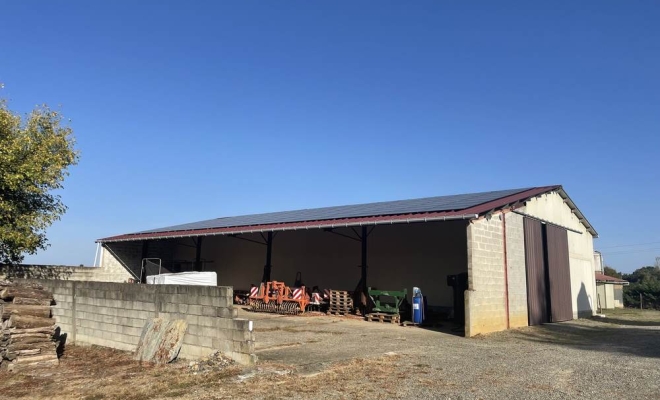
[248,307,660,399]
[1,308,659,399]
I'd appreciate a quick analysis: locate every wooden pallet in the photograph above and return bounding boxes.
[329,299,353,306]
[329,290,351,298]
[364,313,401,324]
[327,309,351,316]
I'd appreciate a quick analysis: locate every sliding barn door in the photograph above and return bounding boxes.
[524,218,548,326]
[546,225,573,322]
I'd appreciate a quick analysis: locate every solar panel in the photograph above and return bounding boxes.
[136,187,531,234]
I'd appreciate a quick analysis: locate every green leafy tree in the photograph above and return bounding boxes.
[0,97,79,266]
[623,266,660,309]
[603,266,622,279]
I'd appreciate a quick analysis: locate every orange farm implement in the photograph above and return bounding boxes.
[248,281,310,314]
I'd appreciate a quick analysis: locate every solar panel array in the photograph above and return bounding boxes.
[137,187,530,234]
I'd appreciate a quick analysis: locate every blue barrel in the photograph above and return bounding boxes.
[412,296,424,324]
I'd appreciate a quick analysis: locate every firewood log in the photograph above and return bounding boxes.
[12,297,53,306]
[0,287,52,301]
[2,305,51,319]
[8,315,54,329]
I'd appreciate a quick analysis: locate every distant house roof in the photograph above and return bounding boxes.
[595,272,629,284]
[98,185,597,243]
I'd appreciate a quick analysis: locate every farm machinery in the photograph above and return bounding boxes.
[248,281,311,314]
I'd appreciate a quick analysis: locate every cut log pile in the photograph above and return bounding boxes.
[0,280,59,371]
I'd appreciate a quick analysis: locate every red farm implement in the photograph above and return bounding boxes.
[248,281,310,314]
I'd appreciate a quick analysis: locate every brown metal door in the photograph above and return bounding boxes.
[524,218,548,325]
[546,225,573,322]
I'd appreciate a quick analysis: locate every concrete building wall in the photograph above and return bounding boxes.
[613,284,624,308]
[597,283,609,309]
[605,284,614,310]
[170,220,468,307]
[25,279,256,364]
[465,215,506,336]
[522,191,596,318]
[597,283,625,310]
[505,212,529,329]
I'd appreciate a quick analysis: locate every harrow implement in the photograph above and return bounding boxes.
[248,281,310,314]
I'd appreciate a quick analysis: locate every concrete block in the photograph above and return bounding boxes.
[196,316,217,328]
[211,338,233,352]
[232,340,254,354]
[232,329,251,341]
[226,351,256,365]
[201,306,218,317]
[217,307,235,319]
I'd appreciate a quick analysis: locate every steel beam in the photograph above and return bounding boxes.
[195,237,203,271]
[262,232,273,282]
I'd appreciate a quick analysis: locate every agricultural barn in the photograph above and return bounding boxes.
[96,185,598,336]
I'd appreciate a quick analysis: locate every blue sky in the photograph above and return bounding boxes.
[2,1,658,272]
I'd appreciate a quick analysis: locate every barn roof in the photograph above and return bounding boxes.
[595,273,629,284]
[98,185,596,242]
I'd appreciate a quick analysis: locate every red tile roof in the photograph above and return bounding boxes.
[595,272,628,284]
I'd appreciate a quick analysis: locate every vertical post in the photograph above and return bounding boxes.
[640,293,643,310]
[361,226,368,292]
[195,237,203,271]
[262,232,273,282]
[141,241,149,283]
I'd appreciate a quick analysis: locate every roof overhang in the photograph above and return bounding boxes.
[98,185,595,243]
[557,188,598,237]
[595,273,629,285]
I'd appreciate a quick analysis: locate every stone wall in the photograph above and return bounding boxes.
[0,262,130,283]
[25,280,256,365]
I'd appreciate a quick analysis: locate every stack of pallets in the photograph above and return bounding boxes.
[327,290,353,316]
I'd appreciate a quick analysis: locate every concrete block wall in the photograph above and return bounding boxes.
[101,241,176,282]
[504,212,528,329]
[102,242,143,280]
[465,215,507,337]
[23,280,256,365]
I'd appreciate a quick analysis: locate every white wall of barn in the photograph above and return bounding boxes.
[170,220,469,307]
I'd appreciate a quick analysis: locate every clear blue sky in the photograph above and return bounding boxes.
[2,1,658,272]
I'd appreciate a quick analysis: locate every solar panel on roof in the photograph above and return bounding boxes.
[134,187,531,235]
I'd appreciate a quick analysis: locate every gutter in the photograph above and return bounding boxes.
[98,213,479,243]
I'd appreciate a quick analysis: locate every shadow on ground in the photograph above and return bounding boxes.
[509,320,660,358]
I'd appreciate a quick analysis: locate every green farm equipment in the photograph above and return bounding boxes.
[367,287,407,314]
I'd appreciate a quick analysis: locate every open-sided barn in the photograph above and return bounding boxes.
[96,185,597,336]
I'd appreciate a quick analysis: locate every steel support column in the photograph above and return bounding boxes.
[262,232,273,282]
[194,237,203,271]
[361,226,368,292]
[140,241,149,283]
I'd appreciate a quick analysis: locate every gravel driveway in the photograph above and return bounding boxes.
[248,307,660,399]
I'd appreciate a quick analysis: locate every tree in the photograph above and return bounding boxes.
[0,97,79,266]
[603,266,622,279]
[622,266,660,309]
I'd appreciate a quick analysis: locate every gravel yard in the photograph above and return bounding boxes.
[1,308,659,399]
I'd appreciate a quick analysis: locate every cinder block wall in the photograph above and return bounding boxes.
[465,215,507,336]
[504,212,528,329]
[23,280,256,365]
